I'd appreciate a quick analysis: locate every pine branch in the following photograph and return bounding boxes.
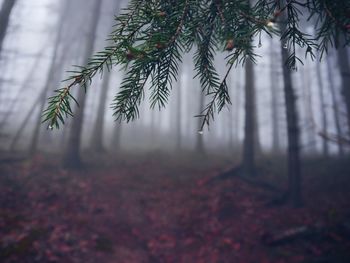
[41,0,350,131]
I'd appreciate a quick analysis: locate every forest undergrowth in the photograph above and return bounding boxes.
[0,152,349,263]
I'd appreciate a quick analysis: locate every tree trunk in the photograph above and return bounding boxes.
[228,71,234,150]
[111,122,122,152]
[90,72,110,152]
[175,65,183,151]
[281,44,302,207]
[336,39,350,139]
[0,0,17,54]
[270,41,280,153]
[315,59,329,157]
[62,0,102,168]
[234,70,241,147]
[242,58,256,176]
[327,56,344,156]
[278,0,302,206]
[196,90,205,154]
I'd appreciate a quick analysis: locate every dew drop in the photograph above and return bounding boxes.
[48,125,54,130]
[266,21,275,28]
[198,130,204,135]
[283,43,288,49]
[258,42,262,48]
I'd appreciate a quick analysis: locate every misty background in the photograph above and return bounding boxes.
[0,0,348,158]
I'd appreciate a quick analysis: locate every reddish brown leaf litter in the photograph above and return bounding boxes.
[0,154,349,263]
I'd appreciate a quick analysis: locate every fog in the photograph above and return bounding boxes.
[0,0,349,262]
[1,0,347,156]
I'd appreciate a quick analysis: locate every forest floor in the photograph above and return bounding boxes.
[0,152,350,263]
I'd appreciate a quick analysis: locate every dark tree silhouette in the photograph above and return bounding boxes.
[280,35,302,207]
[242,58,256,177]
[336,37,350,139]
[0,0,17,55]
[326,55,344,156]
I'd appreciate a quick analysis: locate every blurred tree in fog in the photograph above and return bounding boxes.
[326,55,344,157]
[336,36,350,139]
[242,58,256,177]
[0,0,17,55]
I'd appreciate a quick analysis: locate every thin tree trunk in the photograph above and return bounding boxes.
[228,71,234,150]
[254,90,261,155]
[281,44,302,207]
[90,72,111,152]
[336,39,350,139]
[0,0,17,54]
[270,42,280,153]
[196,90,205,154]
[111,122,122,151]
[315,59,329,157]
[242,58,256,176]
[151,109,156,147]
[278,0,302,206]
[327,56,344,156]
[176,66,183,150]
[62,0,102,168]
[234,70,241,147]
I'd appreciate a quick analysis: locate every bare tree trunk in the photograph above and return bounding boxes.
[111,122,122,151]
[336,39,350,139]
[90,72,111,152]
[276,0,302,207]
[151,109,156,147]
[270,42,280,153]
[315,59,329,157]
[327,56,344,156]
[228,72,234,150]
[281,46,302,207]
[242,58,256,176]
[234,70,241,148]
[175,66,183,151]
[62,0,102,168]
[254,90,261,155]
[0,0,16,54]
[196,90,205,154]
